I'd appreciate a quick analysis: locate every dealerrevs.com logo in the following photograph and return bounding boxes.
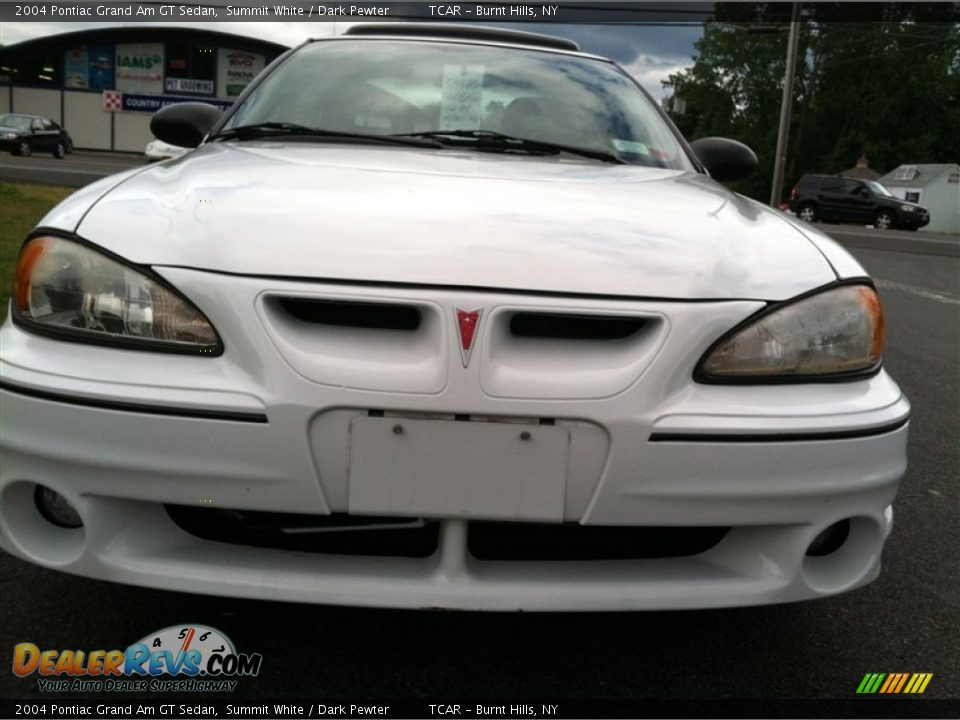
[13,625,262,693]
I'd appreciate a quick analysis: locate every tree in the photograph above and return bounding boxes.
[668,4,960,202]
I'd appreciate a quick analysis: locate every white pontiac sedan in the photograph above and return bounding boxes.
[0,25,909,610]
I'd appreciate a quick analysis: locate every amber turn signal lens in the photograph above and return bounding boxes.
[856,285,885,361]
[12,237,49,313]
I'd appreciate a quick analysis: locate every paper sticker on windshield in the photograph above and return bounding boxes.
[439,65,484,130]
[612,139,650,156]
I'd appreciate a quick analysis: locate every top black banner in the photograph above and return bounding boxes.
[1,1,958,24]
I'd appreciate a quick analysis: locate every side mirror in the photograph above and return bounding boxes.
[150,102,223,149]
[689,137,758,183]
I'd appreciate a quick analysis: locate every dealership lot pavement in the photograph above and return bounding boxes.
[0,169,957,702]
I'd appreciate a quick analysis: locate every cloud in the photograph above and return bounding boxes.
[620,58,692,99]
[478,22,701,98]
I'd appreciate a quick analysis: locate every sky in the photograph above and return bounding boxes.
[0,21,703,99]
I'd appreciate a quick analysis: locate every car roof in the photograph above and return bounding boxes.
[342,22,580,52]
[800,174,849,182]
[1,113,49,121]
[320,23,608,62]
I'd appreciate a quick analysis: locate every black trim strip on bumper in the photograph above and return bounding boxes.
[648,417,909,443]
[0,380,268,424]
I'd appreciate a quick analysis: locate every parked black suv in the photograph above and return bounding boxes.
[788,174,929,231]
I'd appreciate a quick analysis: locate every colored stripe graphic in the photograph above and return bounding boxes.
[857,673,885,694]
[879,674,896,693]
[893,673,910,693]
[857,673,933,694]
[905,673,934,694]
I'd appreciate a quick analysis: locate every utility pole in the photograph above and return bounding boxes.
[769,2,802,208]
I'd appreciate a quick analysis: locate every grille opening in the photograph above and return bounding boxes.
[277,298,421,331]
[166,506,439,557]
[509,313,645,341]
[468,523,729,561]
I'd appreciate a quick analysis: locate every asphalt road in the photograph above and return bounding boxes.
[0,150,146,187]
[0,162,958,707]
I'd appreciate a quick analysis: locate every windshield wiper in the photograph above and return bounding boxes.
[393,129,627,165]
[212,122,442,148]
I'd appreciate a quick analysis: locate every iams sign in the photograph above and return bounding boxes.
[117,54,162,70]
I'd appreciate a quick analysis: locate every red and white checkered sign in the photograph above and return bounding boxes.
[102,90,122,112]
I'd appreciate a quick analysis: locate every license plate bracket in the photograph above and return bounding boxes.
[348,417,569,521]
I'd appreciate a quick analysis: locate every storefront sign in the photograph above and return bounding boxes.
[217,49,264,98]
[64,48,89,89]
[116,43,164,94]
[64,45,114,90]
[102,90,122,112]
[165,77,215,95]
[120,93,233,113]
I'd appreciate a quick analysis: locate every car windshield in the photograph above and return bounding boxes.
[0,114,32,131]
[865,180,894,197]
[222,39,693,169]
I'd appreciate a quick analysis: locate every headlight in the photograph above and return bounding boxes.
[900,204,914,212]
[1,132,18,140]
[12,235,222,354]
[697,283,883,381]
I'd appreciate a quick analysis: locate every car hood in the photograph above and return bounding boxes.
[0,125,26,135]
[71,142,837,300]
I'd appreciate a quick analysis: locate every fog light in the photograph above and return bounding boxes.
[34,486,83,529]
[806,519,850,557]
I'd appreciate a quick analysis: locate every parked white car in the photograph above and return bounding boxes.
[144,137,188,161]
[0,25,909,610]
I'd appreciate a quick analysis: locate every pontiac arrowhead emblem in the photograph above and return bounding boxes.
[455,308,482,367]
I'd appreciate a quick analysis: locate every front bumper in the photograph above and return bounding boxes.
[0,271,910,610]
[0,136,25,152]
[902,213,930,229]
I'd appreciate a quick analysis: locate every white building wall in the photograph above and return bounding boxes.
[11,87,61,123]
[63,91,111,150]
[113,111,153,152]
[3,85,162,153]
[885,173,960,235]
[920,178,960,235]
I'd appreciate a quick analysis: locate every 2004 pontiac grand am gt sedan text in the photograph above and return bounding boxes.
[0,25,909,610]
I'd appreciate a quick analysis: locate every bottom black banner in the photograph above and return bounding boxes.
[2,699,958,719]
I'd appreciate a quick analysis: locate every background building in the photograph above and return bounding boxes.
[878,163,960,235]
[0,27,288,152]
